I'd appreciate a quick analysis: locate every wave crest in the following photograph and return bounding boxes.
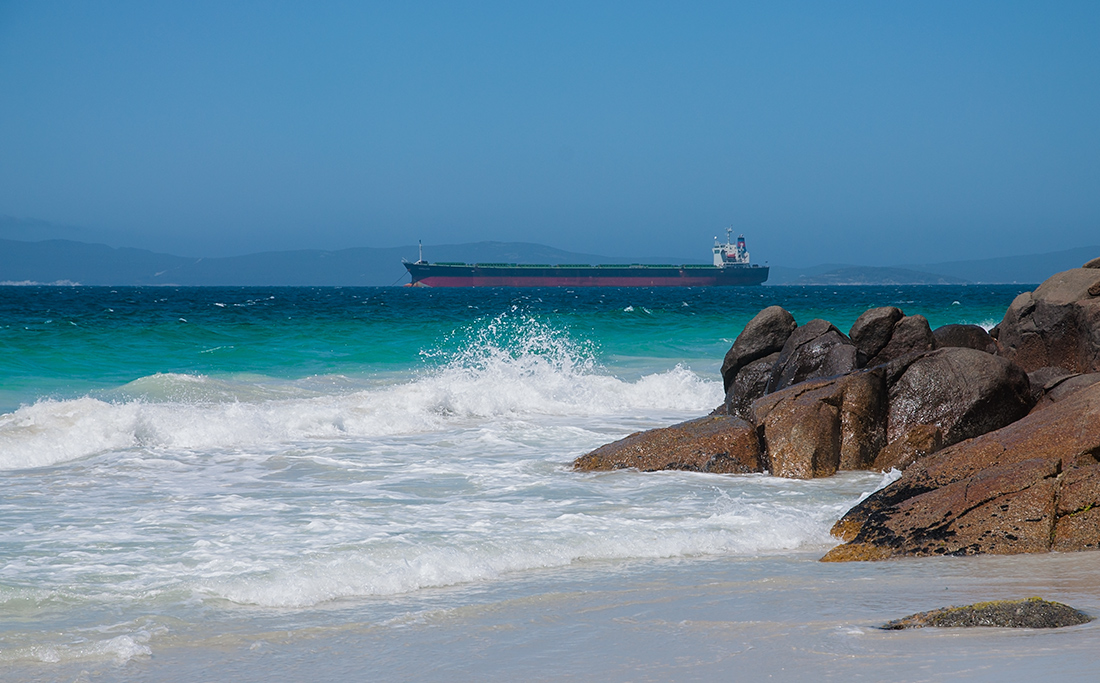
[0,315,720,469]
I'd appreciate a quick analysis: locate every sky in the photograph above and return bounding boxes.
[0,1,1098,266]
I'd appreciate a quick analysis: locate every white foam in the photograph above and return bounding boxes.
[204,487,843,608]
[0,623,160,665]
[0,315,721,470]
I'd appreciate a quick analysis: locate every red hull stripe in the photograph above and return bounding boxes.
[404,263,769,287]
[416,276,733,287]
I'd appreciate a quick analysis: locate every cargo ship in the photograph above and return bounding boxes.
[403,229,769,287]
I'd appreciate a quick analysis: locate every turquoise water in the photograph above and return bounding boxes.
[0,285,1022,412]
[9,283,1095,682]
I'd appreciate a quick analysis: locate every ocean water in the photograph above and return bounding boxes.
[4,284,1100,681]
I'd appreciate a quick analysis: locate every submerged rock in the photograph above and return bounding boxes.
[572,415,762,474]
[882,598,1092,629]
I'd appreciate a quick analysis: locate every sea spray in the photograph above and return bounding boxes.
[0,313,720,470]
[0,285,1030,671]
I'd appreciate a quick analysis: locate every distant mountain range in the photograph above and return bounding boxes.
[768,246,1100,285]
[1,236,1097,286]
[0,239,703,286]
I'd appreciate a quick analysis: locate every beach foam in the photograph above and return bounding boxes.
[0,315,720,470]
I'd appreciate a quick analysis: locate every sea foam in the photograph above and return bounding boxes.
[0,315,721,470]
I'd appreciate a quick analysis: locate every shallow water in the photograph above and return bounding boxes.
[6,283,1094,682]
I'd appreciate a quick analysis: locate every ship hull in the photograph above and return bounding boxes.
[404,263,769,287]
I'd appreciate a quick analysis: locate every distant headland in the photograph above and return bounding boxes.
[1,236,1098,287]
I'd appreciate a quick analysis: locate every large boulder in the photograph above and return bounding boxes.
[572,415,762,474]
[720,306,797,392]
[765,319,861,394]
[752,370,886,479]
[849,307,903,359]
[822,382,1100,561]
[868,315,937,366]
[722,351,779,420]
[886,347,1032,448]
[933,324,999,355]
[995,267,1100,373]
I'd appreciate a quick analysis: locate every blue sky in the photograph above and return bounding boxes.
[1,1,1097,265]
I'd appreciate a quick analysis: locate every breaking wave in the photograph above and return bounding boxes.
[0,314,721,470]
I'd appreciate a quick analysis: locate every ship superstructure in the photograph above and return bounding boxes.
[403,230,768,287]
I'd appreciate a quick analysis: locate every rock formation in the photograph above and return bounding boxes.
[849,306,903,360]
[720,306,797,392]
[765,319,861,393]
[993,266,1100,373]
[885,348,1032,447]
[575,260,1100,563]
[932,323,999,355]
[822,382,1100,561]
[573,415,761,474]
[882,598,1092,629]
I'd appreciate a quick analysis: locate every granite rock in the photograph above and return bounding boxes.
[933,323,999,355]
[882,598,1092,629]
[752,370,886,478]
[886,347,1032,448]
[572,415,762,474]
[765,319,861,394]
[720,306,797,392]
[849,307,903,360]
[996,268,1100,373]
[822,382,1100,560]
[868,315,937,366]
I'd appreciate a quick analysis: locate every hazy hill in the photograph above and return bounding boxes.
[768,245,1100,285]
[0,239,703,286]
[772,266,967,286]
[1,237,1097,286]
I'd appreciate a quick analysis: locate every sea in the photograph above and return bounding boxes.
[3,284,1100,682]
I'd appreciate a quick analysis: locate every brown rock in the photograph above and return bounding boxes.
[1027,366,1078,403]
[872,424,942,472]
[765,319,861,394]
[1031,373,1100,412]
[869,315,937,366]
[1053,508,1100,551]
[886,348,1032,448]
[572,415,762,474]
[933,324,999,355]
[720,306,797,392]
[823,382,1100,561]
[849,307,904,359]
[1084,256,1100,269]
[752,370,886,479]
[762,398,840,479]
[996,268,1100,373]
[722,352,779,420]
[838,370,888,470]
[882,598,1092,629]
